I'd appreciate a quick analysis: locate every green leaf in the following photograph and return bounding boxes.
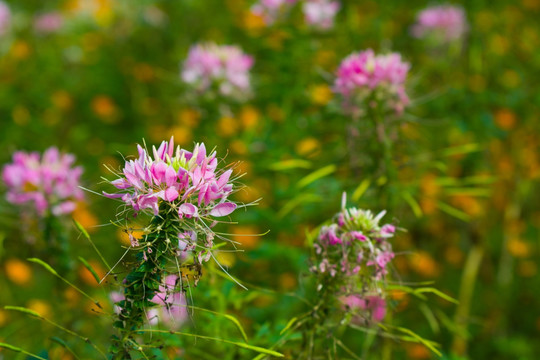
[440,143,482,157]
[352,179,370,201]
[414,288,459,305]
[50,337,82,360]
[296,164,336,189]
[391,326,442,357]
[436,202,471,222]
[73,219,111,271]
[278,193,321,218]
[27,258,102,309]
[444,188,491,197]
[268,159,312,171]
[78,257,100,284]
[280,316,298,335]
[73,219,90,239]
[4,305,41,318]
[137,329,284,357]
[224,314,249,343]
[0,342,48,360]
[402,192,423,218]
[27,257,58,275]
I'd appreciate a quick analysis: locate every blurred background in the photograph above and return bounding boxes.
[0,0,539,359]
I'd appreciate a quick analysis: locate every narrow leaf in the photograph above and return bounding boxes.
[414,288,459,304]
[441,143,482,157]
[436,202,471,222]
[402,192,423,218]
[73,219,90,240]
[137,329,284,357]
[223,314,248,342]
[280,317,298,335]
[352,179,370,201]
[0,342,48,359]
[73,219,111,270]
[268,159,312,171]
[296,164,336,189]
[278,193,321,218]
[27,258,102,309]
[4,305,41,318]
[78,257,100,284]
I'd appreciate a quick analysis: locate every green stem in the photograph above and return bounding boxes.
[110,215,175,359]
[451,243,484,355]
[44,214,72,275]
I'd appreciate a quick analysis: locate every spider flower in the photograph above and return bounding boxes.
[104,137,236,218]
[411,5,468,42]
[107,139,244,357]
[302,0,340,30]
[250,0,297,25]
[2,147,84,216]
[104,137,239,265]
[34,12,64,34]
[310,195,397,323]
[0,1,10,36]
[334,49,410,115]
[181,43,254,101]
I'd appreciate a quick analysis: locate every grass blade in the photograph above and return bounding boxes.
[0,342,47,360]
[138,329,284,357]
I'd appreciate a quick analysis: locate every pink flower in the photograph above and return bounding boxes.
[111,275,188,330]
[2,147,84,216]
[104,138,237,219]
[334,49,410,114]
[149,275,188,330]
[250,0,297,25]
[302,0,340,30]
[411,5,468,42]
[340,294,386,323]
[0,1,10,36]
[34,12,64,34]
[181,43,254,101]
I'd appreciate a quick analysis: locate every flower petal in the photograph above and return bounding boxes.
[209,202,237,217]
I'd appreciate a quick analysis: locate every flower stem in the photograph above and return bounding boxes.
[451,243,484,355]
[110,216,175,359]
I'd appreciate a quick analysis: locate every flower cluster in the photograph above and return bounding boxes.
[112,275,187,331]
[2,147,84,216]
[302,0,340,31]
[334,49,410,115]
[250,0,297,25]
[34,12,64,34]
[181,43,254,101]
[411,5,468,42]
[0,1,10,36]
[104,137,238,263]
[310,196,397,323]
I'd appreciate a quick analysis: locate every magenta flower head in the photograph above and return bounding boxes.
[334,49,410,115]
[104,137,237,227]
[181,43,254,101]
[0,1,11,36]
[411,5,468,43]
[310,194,397,324]
[2,147,84,217]
[250,0,297,25]
[34,12,64,34]
[302,0,340,31]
